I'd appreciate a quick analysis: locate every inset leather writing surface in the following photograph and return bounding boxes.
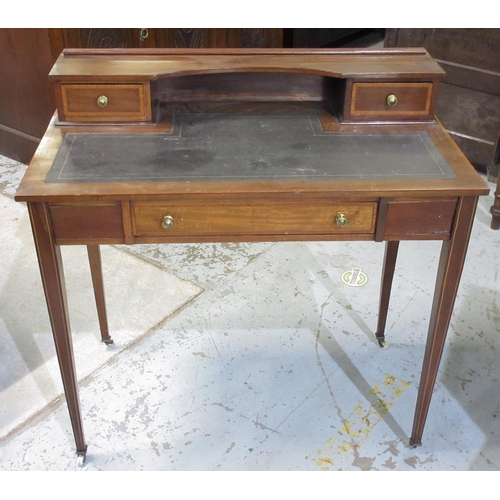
[46,114,456,183]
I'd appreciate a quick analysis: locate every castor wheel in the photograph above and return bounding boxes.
[76,453,86,466]
[377,338,388,349]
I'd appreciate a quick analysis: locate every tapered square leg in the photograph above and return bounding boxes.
[410,196,478,446]
[87,245,113,345]
[376,240,400,349]
[28,202,87,460]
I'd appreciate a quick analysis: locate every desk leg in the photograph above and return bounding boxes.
[28,202,87,461]
[376,241,399,348]
[87,245,113,345]
[409,196,478,447]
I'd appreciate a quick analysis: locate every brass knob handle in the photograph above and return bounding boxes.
[97,95,108,108]
[386,94,398,106]
[335,213,348,227]
[139,28,149,41]
[161,215,174,229]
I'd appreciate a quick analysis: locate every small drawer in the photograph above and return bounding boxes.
[350,82,433,120]
[132,202,378,238]
[60,83,151,122]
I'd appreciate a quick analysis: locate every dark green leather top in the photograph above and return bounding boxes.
[46,114,455,183]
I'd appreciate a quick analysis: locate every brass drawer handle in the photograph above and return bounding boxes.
[161,215,174,229]
[386,94,398,106]
[139,28,149,41]
[335,213,348,227]
[97,95,108,108]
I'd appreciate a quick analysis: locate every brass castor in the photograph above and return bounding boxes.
[377,337,388,349]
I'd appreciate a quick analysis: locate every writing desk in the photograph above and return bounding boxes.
[15,48,489,463]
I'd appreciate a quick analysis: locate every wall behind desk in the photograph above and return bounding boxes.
[0,29,56,165]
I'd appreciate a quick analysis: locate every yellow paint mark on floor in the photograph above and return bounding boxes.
[314,373,410,470]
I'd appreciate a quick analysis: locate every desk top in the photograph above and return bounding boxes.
[15,117,489,202]
[46,114,456,184]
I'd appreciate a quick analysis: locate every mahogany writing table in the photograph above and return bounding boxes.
[15,48,489,463]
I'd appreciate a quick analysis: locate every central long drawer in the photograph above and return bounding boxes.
[131,201,378,238]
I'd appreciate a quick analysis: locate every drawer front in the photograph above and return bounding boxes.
[60,84,150,122]
[350,82,433,120]
[132,202,378,237]
[383,198,457,239]
[50,204,124,242]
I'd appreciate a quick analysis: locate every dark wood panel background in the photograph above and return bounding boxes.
[49,28,284,51]
[0,29,56,163]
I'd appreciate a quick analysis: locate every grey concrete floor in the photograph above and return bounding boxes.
[0,153,499,472]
